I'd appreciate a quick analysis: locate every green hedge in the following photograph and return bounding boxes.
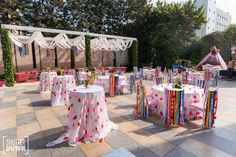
[0,29,14,86]
[130,40,138,67]
[85,35,92,68]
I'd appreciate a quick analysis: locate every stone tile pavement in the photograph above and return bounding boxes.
[0,80,236,157]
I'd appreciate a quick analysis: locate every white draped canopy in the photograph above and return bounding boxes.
[4,24,136,51]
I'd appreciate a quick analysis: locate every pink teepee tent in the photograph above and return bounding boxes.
[196,47,227,70]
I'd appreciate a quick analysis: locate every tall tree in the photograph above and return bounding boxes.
[0,0,21,25]
[126,0,206,67]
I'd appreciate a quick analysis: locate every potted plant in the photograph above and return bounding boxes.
[56,67,63,75]
[45,65,51,72]
[173,77,182,89]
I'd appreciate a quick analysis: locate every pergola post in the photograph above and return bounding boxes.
[31,41,37,69]
[113,51,117,67]
[85,35,92,68]
[70,48,75,69]
[54,47,58,67]
[0,29,15,86]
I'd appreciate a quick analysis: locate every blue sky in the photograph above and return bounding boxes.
[151,0,236,24]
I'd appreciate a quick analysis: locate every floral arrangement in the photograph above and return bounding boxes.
[56,67,64,75]
[45,65,51,72]
[173,77,182,89]
[84,68,99,88]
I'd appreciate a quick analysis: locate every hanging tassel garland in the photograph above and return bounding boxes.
[164,89,184,128]
[203,89,218,128]
[136,79,149,119]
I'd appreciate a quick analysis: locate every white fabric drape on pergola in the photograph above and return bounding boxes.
[3,24,136,51]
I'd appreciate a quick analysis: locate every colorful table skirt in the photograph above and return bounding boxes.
[150,83,205,120]
[47,85,117,147]
[51,75,76,106]
[38,72,57,93]
[95,75,127,93]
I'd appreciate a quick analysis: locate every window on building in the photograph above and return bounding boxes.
[209,9,211,12]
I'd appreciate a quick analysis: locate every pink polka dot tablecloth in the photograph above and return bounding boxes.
[38,72,57,93]
[150,83,205,120]
[47,85,118,147]
[51,75,76,106]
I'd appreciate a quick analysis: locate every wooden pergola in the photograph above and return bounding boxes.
[1,24,137,71]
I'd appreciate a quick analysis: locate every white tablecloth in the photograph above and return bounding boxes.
[38,72,57,93]
[95,75,127,93]
[47,85,117,147]
[150,83,205,120]
[51,75,76,106]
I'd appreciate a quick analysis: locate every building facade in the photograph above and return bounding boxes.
[195,0,232,37]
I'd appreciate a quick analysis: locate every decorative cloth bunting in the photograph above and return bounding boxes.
[136,79,149,119]
[164,88,184,128]
[203,89,218,128]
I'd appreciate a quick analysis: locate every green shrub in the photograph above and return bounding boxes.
[0,29,14,87]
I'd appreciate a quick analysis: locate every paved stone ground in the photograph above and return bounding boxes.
[0,79,236,157]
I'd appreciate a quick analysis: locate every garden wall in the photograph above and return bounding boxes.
[0,42,129,75]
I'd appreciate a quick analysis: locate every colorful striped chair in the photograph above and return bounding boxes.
[163,88,185,128]
[136,79,149,119]
[203,88,218,128]
[190,87,218,128]
[109,74,120,96]
[181,71,189,84]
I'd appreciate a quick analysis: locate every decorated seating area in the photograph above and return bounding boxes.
[0,23,236,157]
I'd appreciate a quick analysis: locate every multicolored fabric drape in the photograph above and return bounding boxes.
[203,89,218,128]
[182,71,189,84]
[136,79,148,119]
[164,89,184,128]
[204,69,218,86]
[156,76,163,85]
[109,74,120,96]
[167,70,173,83]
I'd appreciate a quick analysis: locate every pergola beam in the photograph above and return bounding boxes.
[1,24,137,41]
